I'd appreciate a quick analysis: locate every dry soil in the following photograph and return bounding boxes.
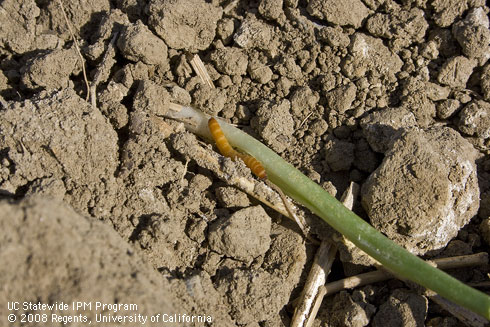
[1,0,490,326]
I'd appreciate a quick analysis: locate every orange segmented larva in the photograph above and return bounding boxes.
[208,117,267,179]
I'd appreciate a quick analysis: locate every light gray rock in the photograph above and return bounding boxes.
[366,7,428,50]
[0,197,177,323]
[0,0,40,54]
[326,83,357,113]
[431,0,468,27]
[147,0,222,51]
[329,291,376,327]
[248,60,273,84]
[234,15,272,49]
[251,99,294,153]
[307,0,370,28]
[362,127,479,255]
[458,100,490,139]
[21,48,79,90]
[258,0,285,22]
[325,137,355,171]
[290,86,319,117]
[437,99,461,119]
[133,80,170,116]
[342,33,403,80]
[117,21,168,65]
[452,8,490,60]
[437,56,477,88]
[208,206,271,262]
[372,289,427,327]
[210,47,248,76]
[360,107,417,153]
[0,89,118,194]
[215,187,251,208]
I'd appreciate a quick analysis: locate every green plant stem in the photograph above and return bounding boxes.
[166,105,490,320]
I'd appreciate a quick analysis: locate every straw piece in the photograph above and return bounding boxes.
[56,0,90,101]
[428,293,489,327]
[291,183,358,327]
[169,102,184,112]
[189,54,215,88]
[90,32,118,109]
[322,252,488,296]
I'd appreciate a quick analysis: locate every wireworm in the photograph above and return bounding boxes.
[208,117,267,179]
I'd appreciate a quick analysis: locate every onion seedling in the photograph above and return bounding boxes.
[166,104,490,320]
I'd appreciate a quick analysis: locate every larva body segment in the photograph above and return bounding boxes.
[208,117,236,158]
[208,117,267,179]
[240,153,267,179]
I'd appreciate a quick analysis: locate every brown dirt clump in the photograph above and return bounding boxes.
[0,196,181,326]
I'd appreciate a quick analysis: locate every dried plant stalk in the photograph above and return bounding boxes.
[189,54,215,88]
[322,252,488,296]
[291,183,358,327]
[56,0,90,101]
